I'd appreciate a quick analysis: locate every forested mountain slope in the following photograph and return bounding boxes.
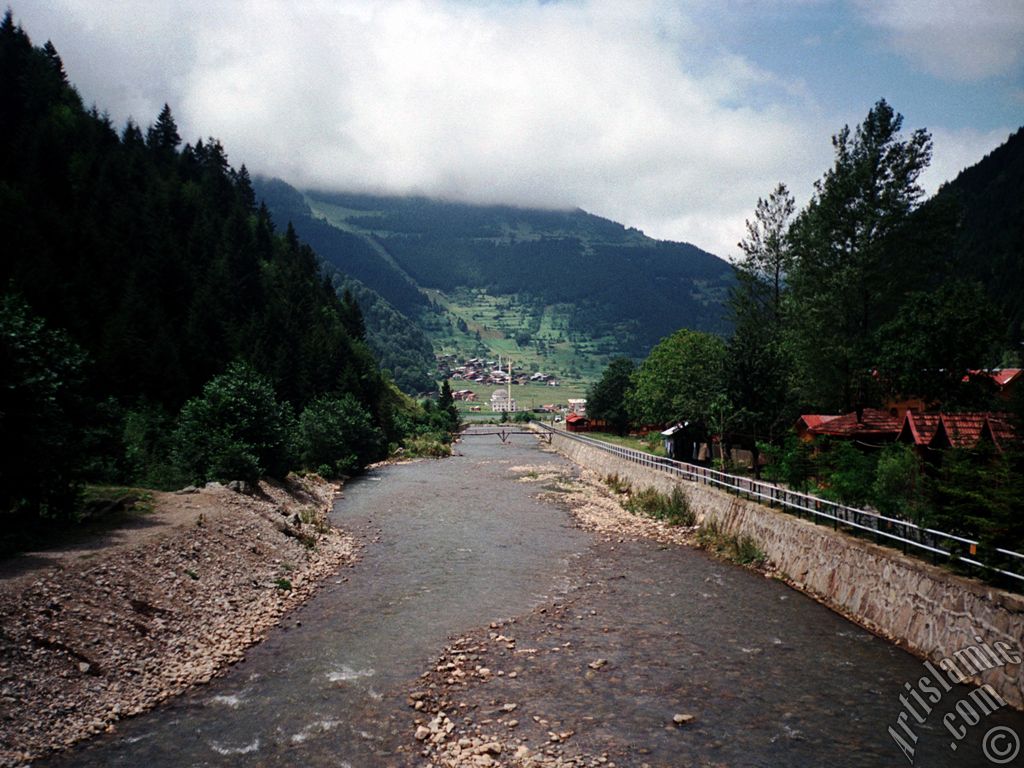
[253,178,437,393]
[917,127,1024,348]
[257,180,737,366]
[307,190,736,354]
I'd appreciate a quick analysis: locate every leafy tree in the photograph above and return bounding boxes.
[872,443,926,522]
[787,99,932,411]
[760,435,815,492]
[815,441,878,506]
[0,293,89,518]
[296,393,386,477]
[587,357,635,435]
[626,329,727,432]
[172,362,293,485]
[705,393,743,468]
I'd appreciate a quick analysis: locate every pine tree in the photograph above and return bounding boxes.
[340,288,367,341]
[787,100,932,411]
[41,40,66,83]
[146,103,181,156]
[727,183,796,473]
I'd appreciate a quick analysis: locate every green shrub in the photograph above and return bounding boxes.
[604,473,631,494]
[402,433,452,458]
[697,519,766,566]
[665,487,695,526]
[172,362,293,485]
[734,535,767,566]
[296,393,385,477]
[624,485,695,526]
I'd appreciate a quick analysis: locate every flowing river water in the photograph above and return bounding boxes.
[44,429,1023,767]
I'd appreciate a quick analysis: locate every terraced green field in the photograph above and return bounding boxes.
[423,288,619,385]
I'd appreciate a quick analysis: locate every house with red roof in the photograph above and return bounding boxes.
[794,414,840,441]
[565,412,590,432]
[880,368,1022,414]
[992,369,1022,403]
[802,407,903,446]
[897,411,1018,453]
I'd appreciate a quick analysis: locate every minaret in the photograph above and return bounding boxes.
[507,358,512,409]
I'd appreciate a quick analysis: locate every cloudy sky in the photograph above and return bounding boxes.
[14,0,1024,258]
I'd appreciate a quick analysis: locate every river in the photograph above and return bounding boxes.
[44,429,1023,767]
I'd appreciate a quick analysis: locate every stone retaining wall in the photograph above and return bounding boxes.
[547,430,1024,710]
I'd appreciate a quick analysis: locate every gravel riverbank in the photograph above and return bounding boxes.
[0,475,355,767]
[401,458,1024,768]
[404,463,709,768]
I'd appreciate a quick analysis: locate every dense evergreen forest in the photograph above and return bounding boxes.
[0,15,455,539]
[254,178,431,317]
[910,127,1024,349]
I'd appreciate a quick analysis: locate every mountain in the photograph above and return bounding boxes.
[253,179,437,393]
[920,127,1024,348]
[255,180,736,385]
[255,179,431,315]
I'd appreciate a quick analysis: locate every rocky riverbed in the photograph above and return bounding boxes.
[404,464,713,768]
[0,475,355,767]
[401,461,1024,768]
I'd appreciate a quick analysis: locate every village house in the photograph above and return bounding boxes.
[800,408,902,446]
[897,411,1018,455]
[565,412,589,432]
[880,368,1022,414]
[794,406,1020,458]
[794,414,840,442]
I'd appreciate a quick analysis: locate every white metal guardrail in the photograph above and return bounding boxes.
[533,423,1024,584]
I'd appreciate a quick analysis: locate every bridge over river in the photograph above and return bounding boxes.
[45,427,1023,767]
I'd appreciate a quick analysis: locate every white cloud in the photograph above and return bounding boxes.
[855,0,1024,82]
[11,1,1007,259]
